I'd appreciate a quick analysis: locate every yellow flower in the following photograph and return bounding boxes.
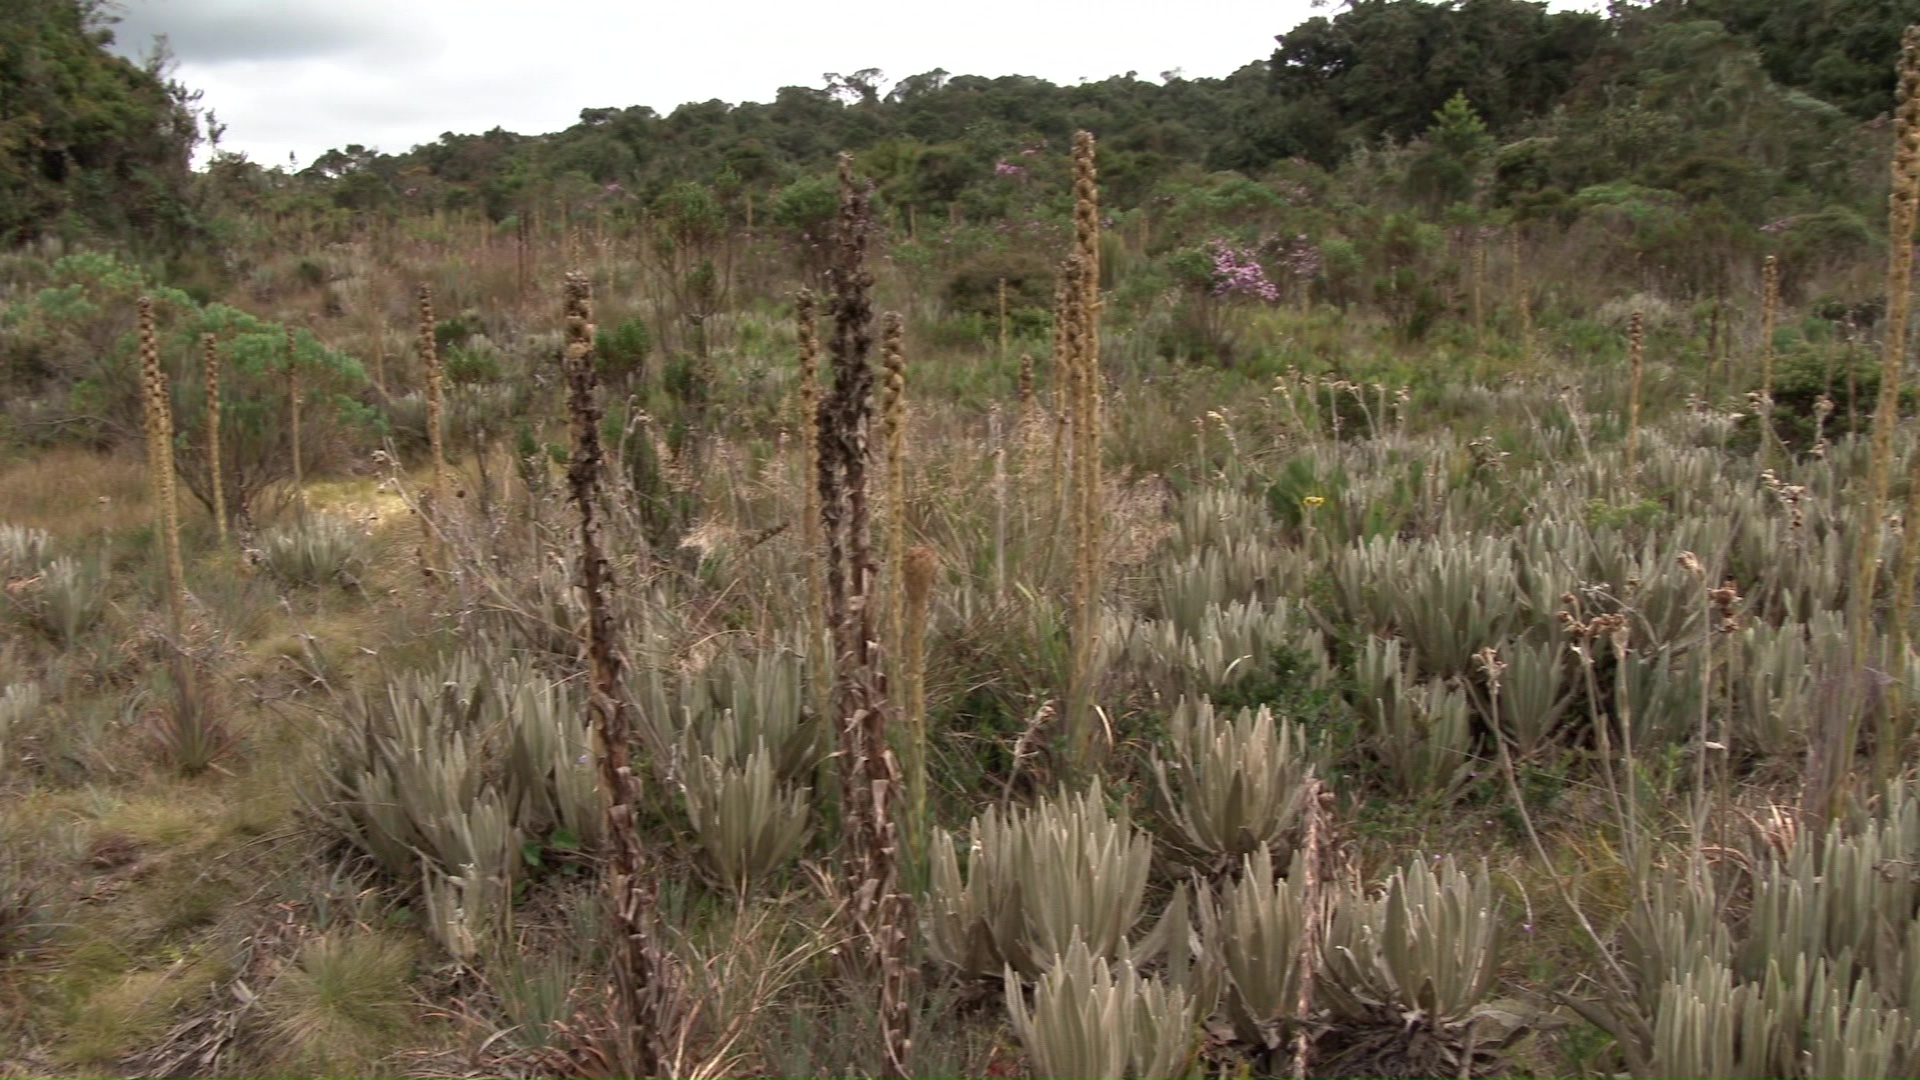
[1302,495,1325,510]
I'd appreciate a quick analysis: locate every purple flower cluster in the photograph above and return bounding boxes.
[1208,240,1279,302]
[994,161,1027,178]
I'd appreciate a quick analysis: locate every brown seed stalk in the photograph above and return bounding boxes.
[1759,254,1782,455]
[797,290,830,717]
[203,333,227,547]
[418,283,447,488]
[818,153,912,1079]
[1626,310,1645,472]
[560,271,676,1078]
[881,311,908,694]
[139,299,187,633]
[1839,24,1920,817]
[902,544,936,886]
[1065,129,1105,774]
[287,326,305,519]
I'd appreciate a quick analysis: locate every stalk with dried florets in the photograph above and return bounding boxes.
[997,276,1009,364]
[818,153,912,1079]
[416,284,447,572]
[1048,274,1071,553]
[1759,254,1782,455]
[1625,310,1645,472]
[1842,25,1920,813]
[203,333,227,547]
[797,290,830,719]
[140,298,188,633]
[881,312,908,692]
[902,544,936,888]
[1510,231,1530,361]
[1065,130,1105,774]
[561,272,676,1078]
[418,283,447,488]
[287,326,306,518]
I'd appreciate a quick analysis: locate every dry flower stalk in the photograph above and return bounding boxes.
[881,311,908,690]
[997,275,1010,364]
[1064,129,1105,773]
[1048,273,1071,551]
[202,333,227,547]
[139,297,187,632]
[1758,254,1782,457]
[1290,778,1335,1080]
[902,544,936,882]
[1835,25,1920,810]
[1889,82,1920,766]
[818,153,912,1079]
[286,326,306,518]
[560,272,676,1077]
[1017,351,1036,425]
[796,290,830,717]
[1626,310,1645,471]
[418,283,448,489]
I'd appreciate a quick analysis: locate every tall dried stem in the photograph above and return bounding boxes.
[1043,276,1072,584]
[286,326,305,519]
[418,283,448,490]
[997,275,1009,364]
[416,284,447,573]
[139,297,187,633]
[881,312,908,692]
[1510,231,1531,363]
[1840,24,1920,816]
[1065,130,1104,775]
[1759,254,1782,458]
[796,290,830,719]
[202,333,227,547]
[561,272,676,1077]
[818,153,912,1079]
[902,544,936,888]
[1625,310,1645,472]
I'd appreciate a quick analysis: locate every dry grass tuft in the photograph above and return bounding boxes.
[261,930,416,1078]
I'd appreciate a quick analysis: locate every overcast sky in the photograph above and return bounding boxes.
[105,0,1603,170]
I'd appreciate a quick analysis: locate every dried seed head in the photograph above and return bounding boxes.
[904,546,937,609]
[1474,645,1506,693]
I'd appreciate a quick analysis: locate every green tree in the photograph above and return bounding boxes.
[1406,90,1494,211]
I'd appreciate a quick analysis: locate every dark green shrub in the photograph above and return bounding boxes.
[595,317,651,385]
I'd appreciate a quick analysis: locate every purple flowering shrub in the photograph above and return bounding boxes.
[1207,240,1278,302]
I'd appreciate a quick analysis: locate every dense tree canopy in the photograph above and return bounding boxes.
[1673,0,1920,119]
[0,0,200,245]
